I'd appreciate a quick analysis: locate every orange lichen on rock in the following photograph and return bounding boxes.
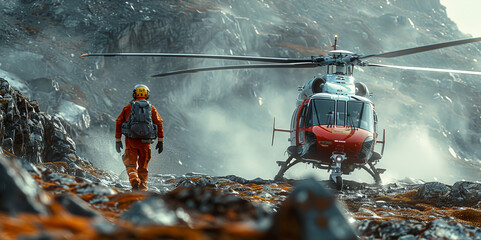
[450,208,481,227]
[102,192,148,211]
[0,205,98,240]
[0,215,38,239]
[375,190,421,204]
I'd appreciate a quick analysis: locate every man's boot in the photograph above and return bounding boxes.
[131,179,140,191]
[139,181,148,191]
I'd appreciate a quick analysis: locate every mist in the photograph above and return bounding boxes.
[1,0,480,184]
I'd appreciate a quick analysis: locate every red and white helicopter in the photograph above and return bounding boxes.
[82,36,481,189]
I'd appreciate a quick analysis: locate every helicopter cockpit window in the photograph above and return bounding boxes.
[347,101,374,132]
[307,99,335,126]
[337,101,346,125]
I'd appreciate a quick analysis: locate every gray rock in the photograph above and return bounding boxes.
[194,177,216,187]
[177,179,195,188]
[54,193,100,217]
[249,177,271,184]
[233,185,252,192]
[75,182,116,196]
[415,182,450,200]
[422,218,473,240]
[0,78,85,171]
[20,158,41,175]
[55,101,91,131]
[268,178,358,240]
[450,181,481,203]
[121,196,178,226]
[42,171,76,185]
[223,175,248,184]
[380,219,414,239]
[0,156,50,215]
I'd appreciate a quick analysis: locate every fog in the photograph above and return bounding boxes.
[441,0,481,37]
[1,0,480,184]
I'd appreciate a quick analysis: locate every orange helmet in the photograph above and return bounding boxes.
[132,84,150,99]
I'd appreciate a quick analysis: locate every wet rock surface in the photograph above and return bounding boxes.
[0,156,50,216]
[0,78,93,175]
[1,156,480,239]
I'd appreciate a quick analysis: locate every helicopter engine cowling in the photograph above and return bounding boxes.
[355,82,369,97]
[296,77,326,104]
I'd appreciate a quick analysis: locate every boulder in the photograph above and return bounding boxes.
[450,181,481,204]
[166,185,262,218]
[0,156,50,215]
[54,193,100,217]
[415,182,450,200]
[55,101,91,131]
[75,182,117,197]
[0,78,84,169]
[267,178,358,240]
[121,196,178,226]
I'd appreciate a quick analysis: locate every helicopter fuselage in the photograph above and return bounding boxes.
[289,92,378,174]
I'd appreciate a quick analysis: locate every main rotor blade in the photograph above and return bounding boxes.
[151,62,319,77]
[81,53,312,63]
[368,63,481,75]
[361,37,481,59]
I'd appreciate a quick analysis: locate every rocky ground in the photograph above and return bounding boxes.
[1,154,481,239]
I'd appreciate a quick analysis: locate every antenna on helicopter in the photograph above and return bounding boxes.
[332,35,338,50]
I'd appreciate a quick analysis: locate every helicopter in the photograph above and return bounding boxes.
[81,36,481,190]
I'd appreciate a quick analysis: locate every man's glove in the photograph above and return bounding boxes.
[116,141,123,153]
[155,141,163,154]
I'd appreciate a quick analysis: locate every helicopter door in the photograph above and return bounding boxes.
[289,107,300,145]
[297,101,309,145]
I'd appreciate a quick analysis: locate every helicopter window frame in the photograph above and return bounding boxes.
[346,101,374,132]
[298,101,309,128]
[291,107,299,130]
[326,64,354,75]
[337,100,347,126]
[346,64,354,75]
[306,99,336,127]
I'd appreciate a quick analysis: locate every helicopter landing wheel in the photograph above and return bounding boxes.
[274,156,300,181]
[336,176,343,190]
[329,175,343,190]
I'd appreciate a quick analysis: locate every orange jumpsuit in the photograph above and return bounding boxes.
[115,98,163,190]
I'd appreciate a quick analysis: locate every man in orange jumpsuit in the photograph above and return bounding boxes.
[115,84,164,191]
